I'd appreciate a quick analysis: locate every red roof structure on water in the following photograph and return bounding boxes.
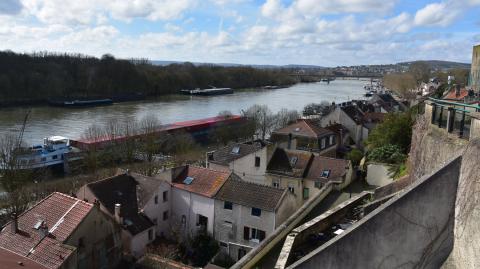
[73,115,244,146]
[0,192,93,269]
[172,166,231,198]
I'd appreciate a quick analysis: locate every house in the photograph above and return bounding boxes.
[76,172,165,258]
[320,104,366,146]
[0,246,48,269]
[159,165,232,239]
[0,192,122,269]
[213,177,296,261]
[206,140,268,184]
[324,123,351,156]
[265,148,353,207]
[369,93,406,112]
[270,119,337,157]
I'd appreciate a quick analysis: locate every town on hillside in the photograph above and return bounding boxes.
[0,44,478,269]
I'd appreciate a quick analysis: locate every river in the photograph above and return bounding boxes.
[0,80,368,145]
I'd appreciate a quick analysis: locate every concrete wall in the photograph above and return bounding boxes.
[171,188,215,239]
[66,205,123,268]
[141,183,172,238]
[266,174,304,208]
[130,228,154,258]
[276,193,302,227]
[230,147,268,184]
[366,163,394,187]
[214,199,276,261]
[289,156,461,269]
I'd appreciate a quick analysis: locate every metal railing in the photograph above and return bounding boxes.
[429,98,476,140]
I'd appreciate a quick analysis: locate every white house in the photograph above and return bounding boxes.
[77,172,157,258]
[159,165,232,240]
[206,140,268,184]
[213,178,297,261]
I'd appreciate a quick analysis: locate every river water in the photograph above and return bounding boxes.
[0,80,368,145]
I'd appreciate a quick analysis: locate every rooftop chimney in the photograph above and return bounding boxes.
[11,213,18,234]
[287,133,293,149]
[114,203,122,224]
[39,221,49,238]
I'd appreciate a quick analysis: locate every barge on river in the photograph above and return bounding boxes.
[71,115,247,150]
[48,98,113,107]
[180,87,234,96]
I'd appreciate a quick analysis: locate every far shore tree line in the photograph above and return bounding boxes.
[0,51,297,105]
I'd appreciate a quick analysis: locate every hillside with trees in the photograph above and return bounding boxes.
[0,51,296,106]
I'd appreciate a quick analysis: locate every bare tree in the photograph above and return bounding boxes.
[275,108,300,129]
[82,124,104,174]
[243,104,275,140]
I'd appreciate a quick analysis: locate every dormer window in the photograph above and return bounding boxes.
[321,170,331,178]
[184,176,194,185]
[290,156,298,166]
[231,146,240,154]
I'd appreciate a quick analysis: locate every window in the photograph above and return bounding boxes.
[224,201,233,210]
[163,191,168,202]
[273,181,280,188]
[321,138,326,149]
[290,156,298,166]
[314,181,322,189]
[303,188,310,200]
[255,156,261,167]
[163,211,169,221]
[251,228,266,242]
[238,248,247,260]
[52,155,58,160]
[243,226,250,240]
[153,218,158,225]
[231,146,240,154]
[197,215,208,227]
[78,237,85,248]
[154,195,159,204]
[321,170,331,178]
[148,229,154,240]
[288,186,295,194]
[329,135,335,145]
[41,157,47,162]
[251,207,261,217]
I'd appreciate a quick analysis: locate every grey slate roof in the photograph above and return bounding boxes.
[86,174,154,236]
[215,177,287,211]
[210,141,265,166]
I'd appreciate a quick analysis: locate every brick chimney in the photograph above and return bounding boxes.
[114,203,122,224]
[39,221,49,237]
[11,213,18,234]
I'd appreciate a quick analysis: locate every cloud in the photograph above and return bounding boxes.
[414,2,459,27]
[0,0,23,15]
[19,0,196,25]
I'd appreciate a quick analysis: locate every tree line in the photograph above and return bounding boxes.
[0,51,297,106]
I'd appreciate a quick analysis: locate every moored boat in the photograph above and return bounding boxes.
[180,87,234,96]
[48,98,113,107]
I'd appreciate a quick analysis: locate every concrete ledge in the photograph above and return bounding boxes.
[289,155,462,269]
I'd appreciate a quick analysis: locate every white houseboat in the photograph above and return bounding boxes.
[16,136,73,169]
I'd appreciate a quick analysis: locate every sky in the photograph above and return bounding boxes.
[0,0,479,66]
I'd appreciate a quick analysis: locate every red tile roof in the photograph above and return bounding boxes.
[0,247,48,269]
[172,166,231,198]
[0,192,93,269]
[306,156,350,183]
[273,119,333,139]
[444,88,468,100]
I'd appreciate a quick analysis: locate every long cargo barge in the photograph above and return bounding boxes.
[70,115,246,150]
[180,87,234,96]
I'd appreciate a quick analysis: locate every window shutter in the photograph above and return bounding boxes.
[259,230,266,242]
[243,226,250,240]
